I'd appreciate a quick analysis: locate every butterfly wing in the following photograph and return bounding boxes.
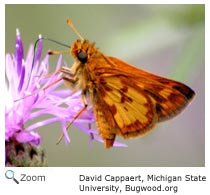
[108,56,195,122]
[87,56,195,148]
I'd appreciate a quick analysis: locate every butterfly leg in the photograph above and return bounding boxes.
[88,123,95,148]
[36,66,74,94]
[28,66,74,94]
[14,76,63,102]
[56,91,88,144]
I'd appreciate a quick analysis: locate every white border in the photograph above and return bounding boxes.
[1,0,209,194]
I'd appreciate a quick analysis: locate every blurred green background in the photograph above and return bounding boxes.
[5,4,204,166]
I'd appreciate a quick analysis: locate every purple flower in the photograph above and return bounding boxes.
[5,29,126,149]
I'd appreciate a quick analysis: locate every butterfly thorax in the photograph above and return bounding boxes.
[66,40,107,98]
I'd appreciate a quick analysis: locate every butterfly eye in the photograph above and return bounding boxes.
[77,51,88,63]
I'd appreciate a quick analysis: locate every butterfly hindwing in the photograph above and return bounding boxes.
[93,75,157,143]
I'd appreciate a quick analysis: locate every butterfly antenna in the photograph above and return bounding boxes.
[66,18,84,41]
[25,35,42,89]
[32,36,70,68]
[31,35,42,71]
[43,37,70,48]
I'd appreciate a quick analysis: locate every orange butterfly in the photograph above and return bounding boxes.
[49,18,195,148]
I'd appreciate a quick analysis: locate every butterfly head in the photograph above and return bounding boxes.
[71,39,98,64]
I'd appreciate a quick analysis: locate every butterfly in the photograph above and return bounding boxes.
[49,18,195,148]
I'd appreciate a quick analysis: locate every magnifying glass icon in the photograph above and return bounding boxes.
[5,170,19,184]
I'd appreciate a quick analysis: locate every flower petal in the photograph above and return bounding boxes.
[15,131,41,146]
[15,29,24,76]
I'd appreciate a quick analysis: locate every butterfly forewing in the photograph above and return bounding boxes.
[104,56,195,122]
